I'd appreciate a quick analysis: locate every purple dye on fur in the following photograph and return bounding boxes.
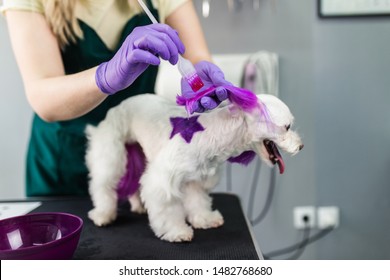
[177,84,273,127]
[116,143,146,200]
[224,85,258,112]
[170,116,205,143]
[177,84,258,114]
[176,86,216,115]
[227,150,257,166]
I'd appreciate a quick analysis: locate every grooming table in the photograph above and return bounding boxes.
[3,193,262,260]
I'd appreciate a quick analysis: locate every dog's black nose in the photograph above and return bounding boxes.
[299,144,304,151]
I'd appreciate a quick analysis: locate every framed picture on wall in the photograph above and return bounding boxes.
[318,0,390,18]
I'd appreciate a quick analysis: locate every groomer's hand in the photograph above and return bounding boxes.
[181,61,232,113]
[95,23,185,95]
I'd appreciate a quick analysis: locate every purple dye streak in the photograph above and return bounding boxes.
[177,86,215,115]
[176,84,273,126]
[177,84,258,114]
[228,150,257,166]
[117,143,146,200]
[224,85,258,112]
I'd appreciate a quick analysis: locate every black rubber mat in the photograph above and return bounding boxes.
[29,193,260,260]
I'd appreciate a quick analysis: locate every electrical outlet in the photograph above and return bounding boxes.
[317,206,340,229]
[293,206,316,229]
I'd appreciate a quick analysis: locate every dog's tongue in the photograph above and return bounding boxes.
[265,140,285,174]
[272,143,285,174]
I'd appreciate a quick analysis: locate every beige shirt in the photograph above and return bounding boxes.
[1,0,188,50]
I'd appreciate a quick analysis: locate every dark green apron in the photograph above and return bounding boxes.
[26,3,159,196]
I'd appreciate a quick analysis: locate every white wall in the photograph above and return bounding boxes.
[0,17,32,199]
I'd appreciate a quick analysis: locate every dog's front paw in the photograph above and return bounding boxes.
[88,208,117,227]
[159,225,194,243]
[189,210,224,229]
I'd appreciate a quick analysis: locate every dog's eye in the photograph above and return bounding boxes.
[285,124,291,131]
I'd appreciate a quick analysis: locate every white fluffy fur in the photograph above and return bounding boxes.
[85,93,303,242]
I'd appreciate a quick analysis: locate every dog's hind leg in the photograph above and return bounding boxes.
[183,181,224,229]
[128,190,146,214]
[86,125,127,226]
[140,161,194,242]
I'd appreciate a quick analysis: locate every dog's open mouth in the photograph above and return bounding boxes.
[264,139,285,174]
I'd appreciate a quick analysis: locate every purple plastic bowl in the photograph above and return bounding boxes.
[0,212,83,260]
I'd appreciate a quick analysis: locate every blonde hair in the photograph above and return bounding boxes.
[41,0,142,49]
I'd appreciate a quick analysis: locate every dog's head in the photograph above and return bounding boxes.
[246,94,303,174]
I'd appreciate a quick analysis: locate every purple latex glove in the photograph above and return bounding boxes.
[96,23,185,95]
[180,61,232,113]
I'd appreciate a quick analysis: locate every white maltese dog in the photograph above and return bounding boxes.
[85,93,303,242]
